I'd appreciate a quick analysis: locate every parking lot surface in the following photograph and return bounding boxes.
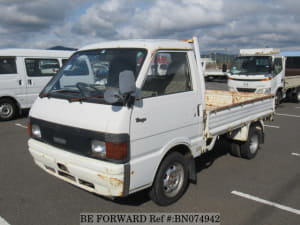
[0,80,299,225]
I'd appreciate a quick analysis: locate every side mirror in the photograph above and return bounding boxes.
[104,70,136,105]
[119,70,136,95]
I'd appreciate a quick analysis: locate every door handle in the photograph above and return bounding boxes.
[197,104,203,117]
[28,79,32,85]
[136,117,147,123]
[18,80,22,86]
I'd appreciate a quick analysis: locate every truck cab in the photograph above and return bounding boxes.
[228,48,284,102]
[28,39,274,206]
[28,39,205,205]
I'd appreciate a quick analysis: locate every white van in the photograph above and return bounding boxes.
[228,48,300,104]
[0,49,73,120]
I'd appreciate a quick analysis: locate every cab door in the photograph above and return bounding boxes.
[129,51,203,191]
[272,57,285,94]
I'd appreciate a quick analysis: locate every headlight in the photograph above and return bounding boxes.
[91,140,106,158]
[91,140,129,161]
[31,124,42,138]
[257,88,271,94]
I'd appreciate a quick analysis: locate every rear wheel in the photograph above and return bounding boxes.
[240,127,261,159]
[0,99,17,121]
[228,141,241,157]
[149,152,188,206]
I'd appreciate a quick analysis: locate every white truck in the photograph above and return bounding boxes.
[228,48,300,104]
[27,38,275,206]
[202,58,227,81]
[0,49,73,121]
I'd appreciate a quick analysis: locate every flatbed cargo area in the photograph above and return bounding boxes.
[205,90,274,112]
[205,90,275,137]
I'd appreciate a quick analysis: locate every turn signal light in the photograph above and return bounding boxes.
[260,77,272,81]
[106,142,129,160]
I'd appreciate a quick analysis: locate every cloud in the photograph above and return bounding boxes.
[0,0,300,52]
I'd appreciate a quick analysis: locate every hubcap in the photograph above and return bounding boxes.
[249,134,259,154]
[163,162,184,197]
[0,103,13,118]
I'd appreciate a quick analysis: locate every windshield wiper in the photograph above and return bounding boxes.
[68,95,104,103]
[40,89,80,98]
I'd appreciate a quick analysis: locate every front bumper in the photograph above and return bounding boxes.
[28,138,128,197]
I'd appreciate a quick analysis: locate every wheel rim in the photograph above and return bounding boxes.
[163,162,184,198]
[249,134,259,154]
[297,91,300,101]
[0,103,13,118]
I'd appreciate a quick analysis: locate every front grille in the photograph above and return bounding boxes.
[237,88,256,92]
[29,117,130,163]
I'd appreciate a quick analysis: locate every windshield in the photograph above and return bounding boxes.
[41,48,147,104]
[230,56,272,75]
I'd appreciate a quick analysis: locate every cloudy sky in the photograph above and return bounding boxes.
[0,0,300,53]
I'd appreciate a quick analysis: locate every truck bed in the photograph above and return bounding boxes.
[205,90,275,137]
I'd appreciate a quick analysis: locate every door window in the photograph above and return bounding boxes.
[273,58,283,75]
[0,57,17,74]
[141,52,192,98]
[25,58,60,77]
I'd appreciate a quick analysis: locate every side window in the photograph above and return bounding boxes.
[141,52,192,98]
[274,58,283,75]
[0,57,17,74]
[25,58,59,77]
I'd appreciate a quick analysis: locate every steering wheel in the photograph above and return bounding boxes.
[76,82,98,97]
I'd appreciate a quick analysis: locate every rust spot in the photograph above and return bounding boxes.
[131,171,134,175]
[97,174,123,187]
[97,174,107,180]
[109,177,123,187]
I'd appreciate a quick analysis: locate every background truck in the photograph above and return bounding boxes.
[27,37,275,206]
[201,57,227,81]
[228,48,300,104]
[0,49,73,121]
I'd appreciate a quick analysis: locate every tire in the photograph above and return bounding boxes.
[149,152,189,206]
[275,90,282,106]
[228,141,241,157]
[240,127,261,159]
[0,99,17,121]
[294,87,300,103]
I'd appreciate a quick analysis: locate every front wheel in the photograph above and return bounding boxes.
[149,152,189,206]
[275,90,282,105]
[294,87,300,103]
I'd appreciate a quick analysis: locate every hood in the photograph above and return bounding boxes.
[29,97,131,134]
